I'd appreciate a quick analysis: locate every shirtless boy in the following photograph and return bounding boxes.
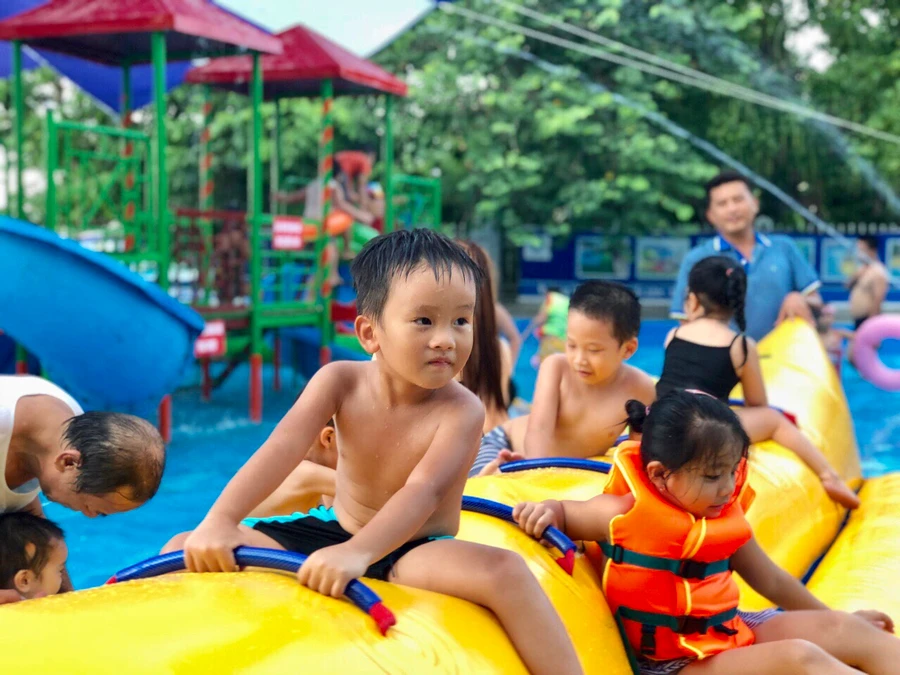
[848,236,889,330]
[471,281,657,476]
[169,229,582,675]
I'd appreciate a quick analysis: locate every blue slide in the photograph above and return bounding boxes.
[0,217,204,413]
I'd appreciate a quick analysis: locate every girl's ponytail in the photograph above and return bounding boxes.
[724,265,748,363]
[625,399,649,434]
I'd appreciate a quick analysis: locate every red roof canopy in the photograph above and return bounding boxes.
[186,24,407,99]
[0,0,282,66]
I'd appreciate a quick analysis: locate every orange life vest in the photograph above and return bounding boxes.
[601,441,756,662]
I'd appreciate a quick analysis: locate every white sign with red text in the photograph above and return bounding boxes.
[194,320,227,358]
[272,217,306,251]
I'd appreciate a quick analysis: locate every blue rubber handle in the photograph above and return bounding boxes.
[462,496,576,557]
[500,457,612,474]
[109,546,384,618]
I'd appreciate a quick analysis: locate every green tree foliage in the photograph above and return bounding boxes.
[3,0,898,243]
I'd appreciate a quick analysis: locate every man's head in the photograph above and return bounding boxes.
[857,236,879,263]
[352,229,483,390]
[704,171,759,238]
[41,412,166,518]
[565,281,641,384]
[0,512,67,599]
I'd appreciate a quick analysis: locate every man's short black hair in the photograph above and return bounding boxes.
[351,228,484,322]
[0,512,64,590]
[705,171,754,210]
[569,281,641,344]
[859,235,879,254]
[63,412,166,504]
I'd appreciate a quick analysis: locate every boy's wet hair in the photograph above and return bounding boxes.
[0,512,65,590]
[625,390,749,474]
[63,412,166,504]
[351,228,484,322]
[568,281,641,344]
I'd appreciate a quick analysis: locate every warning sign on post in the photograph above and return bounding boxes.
[272,217,306,251]
[194,320,227,359]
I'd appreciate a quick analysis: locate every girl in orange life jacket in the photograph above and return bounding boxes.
[514,391,900,675]
[655,256,860,510]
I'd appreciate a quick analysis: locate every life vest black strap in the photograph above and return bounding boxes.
[618,606,739,635]
[600,541,731,580]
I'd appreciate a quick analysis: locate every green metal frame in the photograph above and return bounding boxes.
[45,113,154,259]
[13,41,24,220]
[392,173,443,230]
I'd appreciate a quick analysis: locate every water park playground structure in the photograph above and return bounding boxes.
[0,3,441,429]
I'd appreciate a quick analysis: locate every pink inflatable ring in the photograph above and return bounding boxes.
[854,315,900,391]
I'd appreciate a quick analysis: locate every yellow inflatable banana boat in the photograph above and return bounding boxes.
[2,320,895,674]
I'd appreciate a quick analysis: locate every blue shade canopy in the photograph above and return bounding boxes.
[0,0,192,115]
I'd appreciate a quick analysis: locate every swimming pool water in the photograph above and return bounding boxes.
[51,320,900,589]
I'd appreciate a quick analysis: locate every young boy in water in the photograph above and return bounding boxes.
[169,229,582,675]
[472,281,657,476]
[0,512,68,602]
[248,420,338,518]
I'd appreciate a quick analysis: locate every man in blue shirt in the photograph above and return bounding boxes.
[670,171,821,341]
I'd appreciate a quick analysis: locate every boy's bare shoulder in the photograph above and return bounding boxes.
[540,353,569,381]
[620,364,657,401]
[438,378,484,408]
[308,360,374,399]
[317,359,371,382]
[434,380,485,426]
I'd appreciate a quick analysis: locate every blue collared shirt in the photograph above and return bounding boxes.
[669,233,821,341]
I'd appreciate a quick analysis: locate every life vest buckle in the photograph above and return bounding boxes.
[677,559,712,579]
[674,616,711,635]
[607,543,625,564]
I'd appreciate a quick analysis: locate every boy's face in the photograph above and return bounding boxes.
[359,265,476,390]
[565,310,637,384]
[16,539,68,600]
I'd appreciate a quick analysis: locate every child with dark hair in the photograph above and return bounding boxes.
[248,419,338,518]
[812,303,854,374]
[171,228,582,675]
[514,390,900,675]
[0,512,67,601]
[656,256,859,508]
[456,240,512,433]
[471,280,656,476]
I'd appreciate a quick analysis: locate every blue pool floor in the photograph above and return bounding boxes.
[47,320,900,589]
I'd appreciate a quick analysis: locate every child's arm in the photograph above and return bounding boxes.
[183,363,348,573]
[332,182,374,225]
[731,535,894,629]
[513,494,631,543]
[524,356,565,457]
[732,535,829,611]
[298,393,485,597]
[737,337,768,407]
[494,302,522,363]
[274,187,307,205]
